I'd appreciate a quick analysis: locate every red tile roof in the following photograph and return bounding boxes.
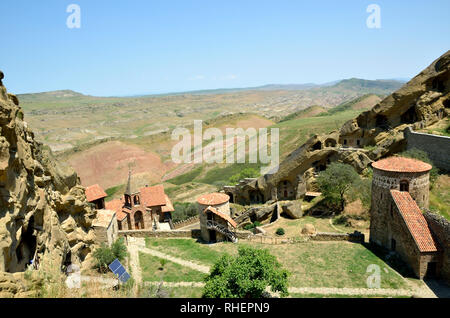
[204,206,237,228]
[85,184,108,202]
[105,199,128,221]
[372,157,432,173]
[161,195,174,213]
[197,193,230,206]
[140,185,167,207]
[390,190,438,253]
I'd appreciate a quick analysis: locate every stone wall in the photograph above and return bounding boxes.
[309,231,365,243]
[118,229,201,239]
[405,127,450,172]
[173,215,199,229]
[424,211,450,283]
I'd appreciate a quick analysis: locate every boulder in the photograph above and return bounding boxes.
[280,200,303,219]
[301,224,316,235]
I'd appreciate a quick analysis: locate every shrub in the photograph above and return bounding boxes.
[172,202,198,223]
[93,238,127,273]
[317,162,360,212]
[276,228,285,236]
[203,246,289,298]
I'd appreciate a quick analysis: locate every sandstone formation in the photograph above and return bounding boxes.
[0,73,97,296]
[280,200,303,219]
[225,51,449,205]
[301,224,316,235]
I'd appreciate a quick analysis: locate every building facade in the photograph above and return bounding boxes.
[197,193,237,243]
[370,156,441,279]
[92,209,118,246]
[105,171,174,231]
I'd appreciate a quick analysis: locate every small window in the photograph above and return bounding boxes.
[400,180,409,192]
[343,139,347,145]
[357,139,361,146]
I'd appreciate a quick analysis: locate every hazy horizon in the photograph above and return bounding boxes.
[0,1,448,96]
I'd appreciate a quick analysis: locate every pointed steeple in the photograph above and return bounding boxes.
[124,168,138,195]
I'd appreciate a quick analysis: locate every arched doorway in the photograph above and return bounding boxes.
[277,180,294,200]
[134,211,145,229]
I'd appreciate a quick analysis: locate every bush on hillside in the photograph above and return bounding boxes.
[93,238,127,273]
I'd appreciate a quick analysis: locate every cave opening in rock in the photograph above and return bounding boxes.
[432,78,445,92]
[375,115,389,130]
[443,98,450,108]
[15,216,37,271]
[310,141,322,151]
[401,106,418,124]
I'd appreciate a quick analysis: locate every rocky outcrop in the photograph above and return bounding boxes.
[227,51,449,205]
[280,200,303,219]
[0,72,97,296]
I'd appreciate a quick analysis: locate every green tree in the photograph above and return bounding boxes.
[317,162,360,212]
[202,246,289,298]
[93,238,127,273]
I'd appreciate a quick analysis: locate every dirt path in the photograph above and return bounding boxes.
[126,237,144,291]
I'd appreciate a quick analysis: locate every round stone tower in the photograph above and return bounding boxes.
[197,193,231,242]
[370,156,432,246]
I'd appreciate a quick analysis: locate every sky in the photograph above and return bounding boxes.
[0,0,449,96]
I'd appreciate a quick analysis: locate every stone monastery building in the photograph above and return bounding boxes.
[86,171,174,231]
[370,156,444,279]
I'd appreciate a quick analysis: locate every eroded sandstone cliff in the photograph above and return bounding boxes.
[0,71,97,296]
[226,51,449,205]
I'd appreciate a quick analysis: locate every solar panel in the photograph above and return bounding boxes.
[108,259,131,284]
[119,272,131,283]
[108,259,122,273]
[115,266,126,277]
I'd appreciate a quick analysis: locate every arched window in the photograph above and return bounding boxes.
[400,180,409,192]
[134,195,140,205]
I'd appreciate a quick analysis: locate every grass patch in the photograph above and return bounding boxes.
[145,238,230,266]
[105,184,124,200]
[139,252,207,283]
[429,175,450,221]
[199,163,261,185]
[167,166,203,185]
[143,238,407,290]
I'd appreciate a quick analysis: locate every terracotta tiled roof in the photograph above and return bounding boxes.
[140,185,167,207]
[105,199,128,221]
[197,193,229,206]
[204,206,237,228]
[92,209,116,227]
[85,184,107,202]
[161,195,174,213]
[372,157,432,173]
[390,190,438,253]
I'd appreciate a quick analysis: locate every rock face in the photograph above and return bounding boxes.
[226,50,450,204]
[280,200,303,219]
[0,73,97,293]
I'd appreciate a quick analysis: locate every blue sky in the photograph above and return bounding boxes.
[0,0,449,96]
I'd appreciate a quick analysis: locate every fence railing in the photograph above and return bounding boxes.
[206,220,238,243]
